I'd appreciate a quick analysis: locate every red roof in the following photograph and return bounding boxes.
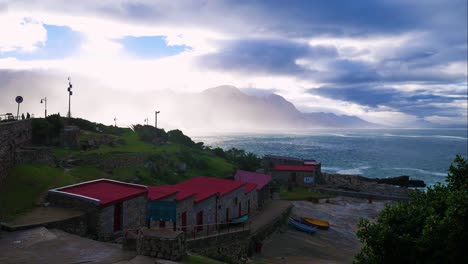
[244,182,257,193]
[147,185,179,200]
[174,176,246,202]
[274,165,315,172]
[148,176,247,203]
[234,170,271,189]
[54,179,147,207]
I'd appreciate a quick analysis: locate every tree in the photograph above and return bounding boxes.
[355,155,468,264]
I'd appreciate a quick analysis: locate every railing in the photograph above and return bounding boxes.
[148,221,252,240]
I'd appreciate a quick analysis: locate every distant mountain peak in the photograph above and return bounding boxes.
[203,85,244,96]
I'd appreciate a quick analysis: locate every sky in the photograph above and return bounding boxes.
[0,0,467,129]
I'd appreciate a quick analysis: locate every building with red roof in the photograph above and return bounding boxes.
[272,164,318,186]
[48,179,147,240]
[147,176,258,233]
[234,170,272,208]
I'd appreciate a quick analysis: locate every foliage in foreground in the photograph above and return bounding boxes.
[355,155,468,264]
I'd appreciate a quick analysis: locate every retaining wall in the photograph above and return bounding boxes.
[0,119,33,185]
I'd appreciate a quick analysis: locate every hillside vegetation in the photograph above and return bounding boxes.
[0,115,261,220]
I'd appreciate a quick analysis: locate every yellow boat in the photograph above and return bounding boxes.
[302,217,330,229]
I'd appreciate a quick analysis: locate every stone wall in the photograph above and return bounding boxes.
[123,195,147,229]
[190,238,250,264]
[75,152,150,169]
[15,146,55,166]
[272,170,316,186]
[136,228,186,261]
[0,119,33,185]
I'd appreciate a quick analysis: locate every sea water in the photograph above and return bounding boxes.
[192,129,468,186]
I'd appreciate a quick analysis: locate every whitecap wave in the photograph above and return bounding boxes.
[382,133,467,140]
[384,167,447,177]
[336,166,371,175]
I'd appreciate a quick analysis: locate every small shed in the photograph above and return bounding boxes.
[48,179,148,240]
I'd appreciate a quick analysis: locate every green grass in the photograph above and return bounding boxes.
[279,185,332,200]
[0,164,76,220]
[182,255,225,264]
[111,167,157,185]
[68,166,107,181]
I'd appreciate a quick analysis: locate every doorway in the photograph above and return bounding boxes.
[113,203,122,232]
[196,211,203,232]
[181,211,187,232]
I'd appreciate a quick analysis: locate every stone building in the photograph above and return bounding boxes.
[48,179,148,240]
[147,176,255,235]
[263,154,322,175]
[234,169,271,209]
[272,165,317,186]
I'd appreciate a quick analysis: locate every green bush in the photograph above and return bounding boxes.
[355,155,468,264]
[32,114,64,145]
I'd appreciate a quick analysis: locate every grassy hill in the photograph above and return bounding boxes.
[0,116,258,220]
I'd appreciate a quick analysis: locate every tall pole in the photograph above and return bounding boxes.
[114,117,117,127]
[41,97,47,117]
[67,77,73,118]
[17,103,20,120]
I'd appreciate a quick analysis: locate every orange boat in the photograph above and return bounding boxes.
[302,217,330,229]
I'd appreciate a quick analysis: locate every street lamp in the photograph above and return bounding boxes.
[40,97,47,117]
[67,77,73,118]
[155,110,160,129]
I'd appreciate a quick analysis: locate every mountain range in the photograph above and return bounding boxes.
[161,85,378,131]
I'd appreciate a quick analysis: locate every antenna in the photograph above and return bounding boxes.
[67,77,73,118]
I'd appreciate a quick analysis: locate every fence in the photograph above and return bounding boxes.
[125,221,251,241]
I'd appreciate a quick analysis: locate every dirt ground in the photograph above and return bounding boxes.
[251,197,391,264]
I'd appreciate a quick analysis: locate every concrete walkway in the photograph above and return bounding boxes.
[0,227,136,264]
[249,200,292,233]
[1,207,84,230]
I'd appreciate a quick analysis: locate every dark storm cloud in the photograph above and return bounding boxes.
[198,39,337,76]
[308,85,467,117]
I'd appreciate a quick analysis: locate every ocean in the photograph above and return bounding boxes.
[192,129,468,186]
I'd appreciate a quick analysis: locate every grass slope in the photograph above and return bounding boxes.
[1,128,235,220]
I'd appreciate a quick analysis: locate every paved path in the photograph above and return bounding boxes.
[0,227,136,264]
[249,200,292,233]
[2,207,84,230]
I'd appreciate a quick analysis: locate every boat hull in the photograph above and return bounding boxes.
[303,217,330,229]
[289,218,317,234]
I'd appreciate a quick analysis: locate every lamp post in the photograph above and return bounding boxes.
[67,77,73,118]
[40,97,47,117]
[114,117,117,127]
[155,110,160,129]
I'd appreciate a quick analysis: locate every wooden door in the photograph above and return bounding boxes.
[113,203,122,231]
[196,211,203,232]
[238,202,242,217]
[226,208,229,223]
[181,211,187,232]
[248,199,251,214]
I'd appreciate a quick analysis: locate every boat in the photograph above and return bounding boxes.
[289,218,316,234]
[302,217,330,229]
[231,215,249,224]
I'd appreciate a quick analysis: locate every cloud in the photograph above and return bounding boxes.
[0,0,466,127]
[0,15,46,52]
[308,85,468,119]
[198,39,337,76]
